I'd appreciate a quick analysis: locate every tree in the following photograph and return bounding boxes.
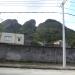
[20,19,36,45]
[0,23,4,32]
[34,19,62,45]
[20,19,36,34]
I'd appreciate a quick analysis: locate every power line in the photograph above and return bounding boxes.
[0,3,59,4]
[65,8,75,11]
[0,1,60,7]
[0,1,61,3]
[0,0,62,8]
[0,11,61,13]
[0,2,61,6]
[0,0,61,2]
[0,3,60,7]
[0,5,60,7]
[0,3,60,5]
[0,11,75,16]
[1,0,75,16]
[0,1,61,5]
[0,1,62,4]
[65,13,75,16]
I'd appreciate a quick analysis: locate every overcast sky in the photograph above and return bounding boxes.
[0,0,75,30]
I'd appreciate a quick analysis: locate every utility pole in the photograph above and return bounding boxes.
[61,0,67,68]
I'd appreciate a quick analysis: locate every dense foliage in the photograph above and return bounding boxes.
[34,19,62,45]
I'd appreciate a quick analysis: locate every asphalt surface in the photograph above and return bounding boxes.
[0,68,75,75]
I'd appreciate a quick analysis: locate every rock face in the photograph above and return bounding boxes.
[0,44,75,64]
[20,19,36,34]
[20,19,36,45]
[1,19,21,33]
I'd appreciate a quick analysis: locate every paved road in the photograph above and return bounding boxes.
[0,68,75,75]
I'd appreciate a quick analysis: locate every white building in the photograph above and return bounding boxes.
[53,40,62,47]
[0,32,24,45]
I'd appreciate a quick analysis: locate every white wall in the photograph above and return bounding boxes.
[0,32,24,45]
[15,34,24,45]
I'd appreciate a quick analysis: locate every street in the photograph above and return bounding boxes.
[0,68,75,75]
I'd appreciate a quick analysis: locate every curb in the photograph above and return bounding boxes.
[0,64,75,70]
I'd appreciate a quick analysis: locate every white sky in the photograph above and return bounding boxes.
[0,0,75,30]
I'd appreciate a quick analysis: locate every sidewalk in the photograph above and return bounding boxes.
[0,63,75,70]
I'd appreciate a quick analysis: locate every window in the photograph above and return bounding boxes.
[4,36,12,41]
[18,37,21,41]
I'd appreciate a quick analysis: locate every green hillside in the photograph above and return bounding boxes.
[0,19,75,47]
[34,19,75,47]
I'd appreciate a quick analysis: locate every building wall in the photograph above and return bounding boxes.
[0,32,24,45]
[15,34,24,45]
[0,44,75,64]
[1,33,15,44]
[0,33,2,42]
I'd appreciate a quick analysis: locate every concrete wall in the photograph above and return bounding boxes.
[0,32,24,45]
[0,44,75,64]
